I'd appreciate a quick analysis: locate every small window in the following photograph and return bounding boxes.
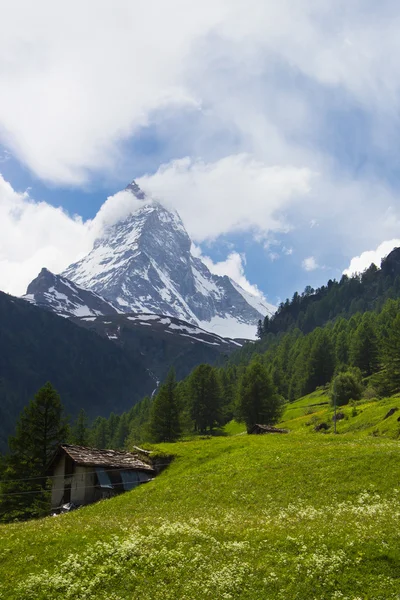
[120,471,140,491]
[95,468,113,489]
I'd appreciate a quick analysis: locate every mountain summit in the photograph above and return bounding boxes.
[28,182,273,338]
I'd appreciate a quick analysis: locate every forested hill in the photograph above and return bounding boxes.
[258,246,400,338]
[0,292,154,451]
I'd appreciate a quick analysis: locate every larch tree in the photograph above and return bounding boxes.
[237,360,283,432]
[148,369,181,443]
[70,408,89,446]
[0,382,67,522]
[188,364,223,434]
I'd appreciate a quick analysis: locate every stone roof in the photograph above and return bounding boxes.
[57,444,155,471]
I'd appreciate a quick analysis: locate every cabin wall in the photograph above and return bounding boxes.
[70,466,97,506]
[51,455,66,509]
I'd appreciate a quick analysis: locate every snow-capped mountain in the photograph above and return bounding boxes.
[61,181,273,338]
[23,267,121,318]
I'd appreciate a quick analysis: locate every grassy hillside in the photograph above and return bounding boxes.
[280,390,400,438]
[1,420,400,598]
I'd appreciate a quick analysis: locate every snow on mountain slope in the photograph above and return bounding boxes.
[60,181,273,339]
[23,268,121,318]
[70,311,245,385]
[75,312,244,349]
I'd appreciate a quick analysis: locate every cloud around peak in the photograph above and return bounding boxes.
[344,239,400,276]
[138,154,315,242]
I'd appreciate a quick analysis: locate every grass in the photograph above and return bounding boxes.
[1,395,400,599]
[279,391,400,438]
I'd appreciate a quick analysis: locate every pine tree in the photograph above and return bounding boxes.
[107,413,120,447]
[306,329,335,392]
[236,360,282,432]
[89,417,108,448]
[0,382,67,522]
[335,330,349,366]
[126,396,152,446]
[381,312,400,392]
[263,315,270,335]
[188,364,223,433]
[148,370,181,443]
[257,320,263,339]
[350,313,380,376]
[111,413,130,449]
[70,409,89,446]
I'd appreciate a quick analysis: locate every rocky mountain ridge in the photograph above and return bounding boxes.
[24,180,273,338]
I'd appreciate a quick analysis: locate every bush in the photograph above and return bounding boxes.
[330,371,363,407]
[362,385,379,401]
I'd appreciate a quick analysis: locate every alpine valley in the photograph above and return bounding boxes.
[0,181,272,449]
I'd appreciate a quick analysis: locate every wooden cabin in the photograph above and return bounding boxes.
[248,424,289,435]
[48,444,155,511]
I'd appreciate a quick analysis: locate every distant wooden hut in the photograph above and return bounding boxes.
[248,424,289,435]
[48,444,155,511]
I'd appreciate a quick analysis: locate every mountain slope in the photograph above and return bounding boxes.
[23,267,121,318]
[61,181,273,339]
[0,291,153,451]
[71,312,244,383]
[1,290,244,449]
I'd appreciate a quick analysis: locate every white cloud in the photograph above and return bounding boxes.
[344,239,400,276]
[90,190,146,239]
[0,177,152,295]
[0,1,225,184]
[302,256,318,271]
[1,1,400,185]
[3,1,400,296]
[0,174,93,295]
[198,249,262,297]
[138,154,315,241]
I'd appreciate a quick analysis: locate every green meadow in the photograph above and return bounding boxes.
[1,395,400,600]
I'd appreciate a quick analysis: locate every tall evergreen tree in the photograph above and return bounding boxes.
[148,370,181,443]
[111,413,130,449]
[188,364,223,433]
[381,312,400,392]
[126,396,152,446]
[70,409,89,446]
[306,329,335,392]
[89,417,108,448]
[350,313,380,376]
[236,360,282,432]
[335,330,349,366]
[0,382,67,522]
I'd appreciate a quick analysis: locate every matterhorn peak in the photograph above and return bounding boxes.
[125,180,146,199]
[24,181,274,338]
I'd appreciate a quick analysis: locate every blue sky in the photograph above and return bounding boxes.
[1,1,400,304]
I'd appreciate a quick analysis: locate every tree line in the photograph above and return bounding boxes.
[65,295,400,452]
[256,247,400,339]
